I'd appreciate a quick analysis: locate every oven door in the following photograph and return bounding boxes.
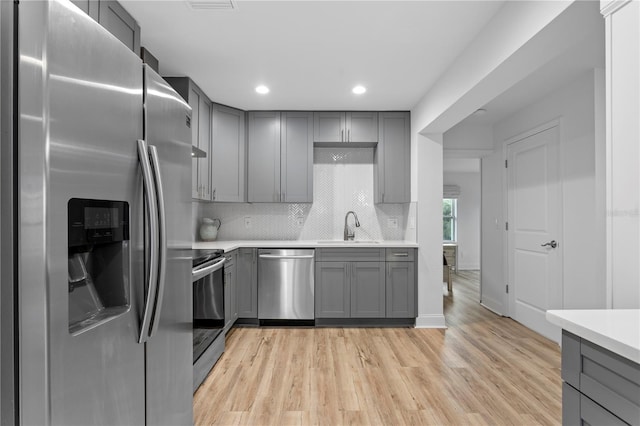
[192,256,225,363]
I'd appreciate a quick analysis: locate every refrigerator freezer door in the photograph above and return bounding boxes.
[18,1,145,424]
[143,65,193,425]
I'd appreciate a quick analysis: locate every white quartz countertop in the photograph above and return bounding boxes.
[192,240,418,252]
[546,309,640,364]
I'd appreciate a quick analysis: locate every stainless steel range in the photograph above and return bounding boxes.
[192,248,226,391]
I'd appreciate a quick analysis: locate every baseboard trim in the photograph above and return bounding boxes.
[458,264,480,271]
[480,302,505,317]
[479,293,506,316]
[415,314,446,328]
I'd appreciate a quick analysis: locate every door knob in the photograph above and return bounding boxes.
[541,240,558,249]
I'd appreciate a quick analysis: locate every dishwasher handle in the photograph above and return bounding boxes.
[259,254,315,260]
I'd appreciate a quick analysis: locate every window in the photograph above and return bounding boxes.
[443,198,457,242]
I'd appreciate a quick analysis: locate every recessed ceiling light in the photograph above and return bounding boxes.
[255,85,269,95]
[352,85,366,95]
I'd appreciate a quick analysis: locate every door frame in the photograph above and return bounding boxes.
[502,118,564,318]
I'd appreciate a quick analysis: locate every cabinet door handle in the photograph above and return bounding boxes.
[393,253,409,257]
[212,188,216,200]
[341,129,344,142]
[348,129,350,142]
[282,192,285,202]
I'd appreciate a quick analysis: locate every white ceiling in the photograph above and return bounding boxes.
[452,18,604,128]
[122,0,506,111]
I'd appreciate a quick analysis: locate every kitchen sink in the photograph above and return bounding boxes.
[316,240,381,244]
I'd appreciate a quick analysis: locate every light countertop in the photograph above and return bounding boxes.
[193,240,418,252]
[546,309,640,364]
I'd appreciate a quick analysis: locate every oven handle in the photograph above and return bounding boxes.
[192,257,226,282]
[258,254,315,260]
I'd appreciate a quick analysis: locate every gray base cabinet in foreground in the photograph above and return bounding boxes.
[223,251,238,333]
[315,248,416,321]
[561,330,640,426]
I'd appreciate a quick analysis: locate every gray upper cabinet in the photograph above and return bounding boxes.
[281,112,313,202]
[197,97,212,200]
[211,104,245,202]
[236,248,257,318]
[98,1,140,53]
[247,111,313,203]
[375,112,411,204]
[247,112,281,202]
[165,78,212,201]
[347,112,378,143]
[71,0,140,53]
[313,112,378,146]
[70,0,99,19]
[313,112,345,143]
[350,262,386,318]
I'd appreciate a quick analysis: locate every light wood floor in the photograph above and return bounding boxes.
[194,271,562,425]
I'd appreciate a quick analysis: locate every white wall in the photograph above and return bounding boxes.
[414,133,445,328]
[482,69,606,314]
[481,151,505,313]
[602,0,640,309]
[443,122,494,156]
[410,1,585,328]
[443,172,481,270]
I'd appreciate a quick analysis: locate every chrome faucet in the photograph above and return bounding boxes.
[344,211,361,241]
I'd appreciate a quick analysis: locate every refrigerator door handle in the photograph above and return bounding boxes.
[137,140,159,344]
[148,145,167,338]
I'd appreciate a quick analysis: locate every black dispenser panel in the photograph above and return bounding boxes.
[67,198,130,335]
[68,198,129,247]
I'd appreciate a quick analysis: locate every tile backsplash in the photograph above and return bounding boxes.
[196,148,413,241]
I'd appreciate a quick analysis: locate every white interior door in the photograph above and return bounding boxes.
[507,125,562,342]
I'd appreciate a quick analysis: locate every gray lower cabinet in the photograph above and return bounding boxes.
[315,261,385,319]
[315,262,350,318]
[247,111,313,203]
[350,262,385,318]
[315,248,416,320]
[223,251,238,333]
[561,330,640,426]
[375,112,411,203]
[211,104,245,202]
[236,248,257,318]
[386,262,415,318]
[70,0,140,53]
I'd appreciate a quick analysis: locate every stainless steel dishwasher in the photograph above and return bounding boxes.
[258,249,315,320]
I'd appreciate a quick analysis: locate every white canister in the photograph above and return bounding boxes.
[199,218,221,241]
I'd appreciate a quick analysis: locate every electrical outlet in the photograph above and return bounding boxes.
[387,217,398,229]
[244,216,252,229]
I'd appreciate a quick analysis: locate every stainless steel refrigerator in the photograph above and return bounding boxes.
[0,1,193,424]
